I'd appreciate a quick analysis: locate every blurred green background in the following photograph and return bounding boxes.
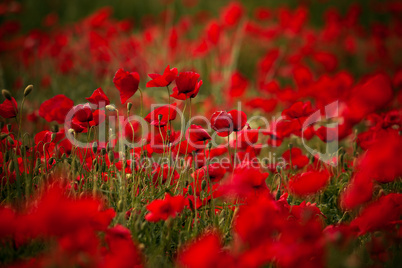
[3,0,394,32]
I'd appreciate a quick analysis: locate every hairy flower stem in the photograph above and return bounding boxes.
[138,87,144,117]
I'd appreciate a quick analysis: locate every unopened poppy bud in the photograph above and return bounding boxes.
[50,133,57,142]
[188,185,193,195]
[92,142,98,154]
[8,161,14,172]
[158,114,163,122]
[51,124,59,133]
[101,148,107,155]
[23,85,33,97]
[167,129,171,137]
[106,141,113,152]
[288,143,293,150]
[108,151,114,163]
[276,165,281,173]
[127,102,132,111]
[48,157,55,166]
[117,200,124,211]
[201,180,207,191]
[35,158,41,168]
[207,141,212,150]
[106,105,117,112]
[7,136,14,145]
[4,151,10,162]
[275,187,281,200]
[6,124,11,132]
[0,133,8,140]
[2,89,12,100]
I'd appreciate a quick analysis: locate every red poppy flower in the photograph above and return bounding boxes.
[170,71,202,100]
[210,111,233,137]
[145,193,186,222]
[39,94,74,124]
[0,97,18,118]
[228,109,247,132]
[191,163,226,183]
[103,225,144,268]
[342,73,393,123]
[186,124,211,144]
[123,119,140,143]
[221,1,244,27]
[85,87,110,108]
[151,164,179,185]
[234,127,260,150]
[350,193,402,235]
[282,148,309,169]
[146,65,178,87]
[147,126,181,154]
[220,166,270,198]
[210,110,247,137]
[288,170,330,197]
[173,139,204,156]
[245,97,277,113]
[71,103,93,122]
[228,71,248,98]
[144,103,177,127]
[113,68,140,104]
[177,232,235,268]
[315,126,338,142]
[282,101,315,121]
[206,20,221,45]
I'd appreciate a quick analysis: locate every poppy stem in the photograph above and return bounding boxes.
[166,86,171,130]
[234,131,238,169]
[17,97,25,142]
[227,135,233,172]
[138,87,144,117]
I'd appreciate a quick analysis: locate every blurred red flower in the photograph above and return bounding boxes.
[177,232,235,268]
[145,193,186,222]
[39,94,74,124]
[288,170,330,197]
[0,97,18,118]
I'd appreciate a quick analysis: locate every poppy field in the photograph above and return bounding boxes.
[0,0,401,267]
